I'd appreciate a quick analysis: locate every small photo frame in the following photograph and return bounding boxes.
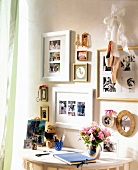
[77,50,88,61]
[82,33,89,47]
[101,138,118,157]
[73,63,88,82]
[40,87,48,102]
[24,139,32,149]
[40,106,49,121]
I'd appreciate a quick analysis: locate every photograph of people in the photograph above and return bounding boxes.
[49,63,60,73]
[103,77,116,92]
[49,41,55,50]
[59,101,66,114]
[26,120,46,145]
[68,101,76,116]
[77,102,85,116]
[55,40,60,49]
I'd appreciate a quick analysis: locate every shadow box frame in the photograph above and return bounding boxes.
[73,63,88,82]
[40,106,49,121]
[52,86,93,130]
[96,46,138,102]
[41,30,70,82]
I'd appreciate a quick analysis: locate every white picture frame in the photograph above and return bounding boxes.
[41,30,70,82]
[52,86,93,130]
[96,46,138,102]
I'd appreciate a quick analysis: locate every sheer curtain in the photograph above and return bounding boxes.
[0,0,28,169]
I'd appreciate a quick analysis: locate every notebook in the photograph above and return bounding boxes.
[53,152,96,166]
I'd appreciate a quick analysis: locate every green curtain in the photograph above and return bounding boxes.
[0,0,19,170]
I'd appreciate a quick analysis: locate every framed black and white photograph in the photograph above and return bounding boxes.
[96,46,138,102]
[40,87,48,102]
[101,137,118,157]
[52,86,93,129]
[41,30,70,82]
[40,106,49,121]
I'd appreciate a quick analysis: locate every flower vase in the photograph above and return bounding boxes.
[88,144,101,159]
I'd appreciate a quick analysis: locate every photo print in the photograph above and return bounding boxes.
[77,102,85,116]
[103,77,116,92]
[121,77,135,93]
[120,55,135,71]
[26,120,46,146]
[49,40,60,50]
[103,56,112,71]
[49,52,60,61]
[68,101,76,116]
[120,115,131,132]
[59,100,66,114]
[49,63,60,73]
[103,140,117,153]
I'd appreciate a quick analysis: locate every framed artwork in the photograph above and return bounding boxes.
[73,63,88,82]
[41,30,70,82]
[102,114,114,128]
[24,139,32,149]
[26,120,46,146]
[52,86,93,129]
[40,87,48,102]
[40,106,49,121]
[77,50,88,61]
[82,33,89,47]
[116,110,135,137]
[96,46,138,101]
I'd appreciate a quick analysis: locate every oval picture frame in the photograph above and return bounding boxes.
[102,114,114,128]
[116,110,135,137]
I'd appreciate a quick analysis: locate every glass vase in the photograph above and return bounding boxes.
[88,144,101,159]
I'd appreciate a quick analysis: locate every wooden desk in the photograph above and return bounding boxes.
[20,147,133,170]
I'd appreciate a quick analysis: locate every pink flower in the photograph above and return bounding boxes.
[90,133,95,141]
[102,128,111,137]
[105,138,110,142]
[98,131,105,140]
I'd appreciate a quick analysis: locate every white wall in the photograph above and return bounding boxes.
[27,0,138,169]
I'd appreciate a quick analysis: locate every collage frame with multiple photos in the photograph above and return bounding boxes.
[96,46,138,102]
[41,30,70,82]
[52,86,93,130]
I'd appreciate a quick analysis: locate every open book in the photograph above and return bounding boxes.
[53,152,96,166]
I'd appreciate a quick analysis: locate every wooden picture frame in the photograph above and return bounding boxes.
[96,46,138,101]
[116,110,135,137]
[73,63,88,82]
[40,106,49,121]
[77,50,88,61]
[24,139,32,149]
[82,33,89,47]
[41,30,70,82]
[40,87,48,102]
[52,86,93,130]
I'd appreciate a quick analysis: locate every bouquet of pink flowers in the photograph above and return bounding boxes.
[79,122,111,148]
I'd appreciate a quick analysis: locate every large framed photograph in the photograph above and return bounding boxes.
[40,106,49,121]
[52,86,93,129]
[41,30,70,82]
[26,120,46,146]
[96,46,138,101]
[73,63,88,82]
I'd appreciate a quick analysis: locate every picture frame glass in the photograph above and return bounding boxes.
[73,64,87,81]
[97,47,138,101]
[52,86,93,130]
[41,30,70,82]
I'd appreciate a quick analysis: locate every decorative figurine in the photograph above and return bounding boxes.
[45,125,56,148]
[74,34,80,48]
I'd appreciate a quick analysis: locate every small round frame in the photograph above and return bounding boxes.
[116,110,135,137]
[102,114,114,128]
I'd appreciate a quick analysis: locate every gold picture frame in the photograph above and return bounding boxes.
[73,63,88,82]
[96,46,138,102]
[116,110,135,137]
[40,106,49,121]
[77,50,88,61]
[82,33,89,47]
[40,87,48,102]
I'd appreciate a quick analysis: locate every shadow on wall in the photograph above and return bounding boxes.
[127,147,138,169]
[93,89,100,123]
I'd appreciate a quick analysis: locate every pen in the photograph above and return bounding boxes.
[35,153,50,157]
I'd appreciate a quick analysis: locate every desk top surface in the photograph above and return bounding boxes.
[20,147,133,169]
